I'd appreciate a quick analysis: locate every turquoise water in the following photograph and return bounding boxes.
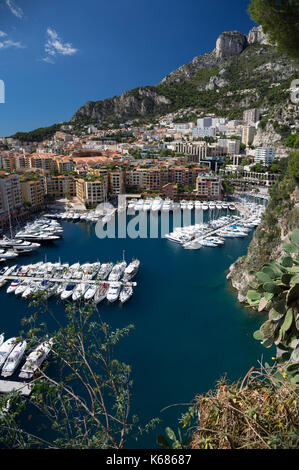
[0,213,271,448]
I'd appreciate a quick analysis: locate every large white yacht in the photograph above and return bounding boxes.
[19,339,53,379]
[108,261,127,281]
[106,281,122,303]
[2,340,27,377]
[151,197,163,212]
[0,337,17,369]
[122,259,140,282]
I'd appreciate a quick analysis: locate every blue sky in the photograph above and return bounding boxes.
[0,0,256,136]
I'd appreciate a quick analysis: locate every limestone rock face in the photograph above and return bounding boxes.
[247,25,269,45]
[72,88,171,123]
[215,30,248,59]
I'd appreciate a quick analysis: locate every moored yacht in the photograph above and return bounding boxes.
[106,281,121,303]
[19,339,53,379]
[0,337,17,369]
[2,340,27,377]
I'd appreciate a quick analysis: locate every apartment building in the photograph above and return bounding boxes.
[196,174,221,199]
[242,125,256,145]
[45,175,76,198]
[254,147,275,165]
[0,174,23,212]
[243,108,260,124]
[76,176,109,206]
[21,178,44,208]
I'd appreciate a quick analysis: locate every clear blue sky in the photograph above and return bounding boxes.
[0,0,256,136]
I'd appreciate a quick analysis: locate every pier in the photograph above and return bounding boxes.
[0,380,32,396]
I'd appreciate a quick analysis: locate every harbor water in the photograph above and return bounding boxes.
[0,211,271,448]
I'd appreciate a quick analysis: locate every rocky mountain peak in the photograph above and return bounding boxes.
[247,25,270,45]
[215,30,248,58]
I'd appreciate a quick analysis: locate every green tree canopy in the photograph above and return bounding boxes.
[248,0,299,58]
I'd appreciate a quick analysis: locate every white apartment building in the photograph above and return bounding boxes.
[192,127,216,138]
[254,147,275,164]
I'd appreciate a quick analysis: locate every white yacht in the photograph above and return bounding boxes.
[0,333,4,347]
[134,199,144,211]
[106,281,121,303]
[143,199,152,212]
[19,339,53,379]
[84,284,97,301]
[0,337,17,369]
[0,249,18,259]
[162,199,172,212]
[2,340,27,377]
[151,197,163,212]
[180,200,188,210]
[61,282,77,300]
[202,202,209,211]
[216,202,222,210]
[72,283,89,301]
[122,259,140,282]
[94,282,109,304]
[7,279,23,294]
[120,284,133,303]
[187,201,194,210]
[97,262,113,280]
[108,261,127,281]
[22,282,39,298]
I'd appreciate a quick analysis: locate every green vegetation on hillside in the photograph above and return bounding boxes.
[11,123,65,142]
[249,0,299,58]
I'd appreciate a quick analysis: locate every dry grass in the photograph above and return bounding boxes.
[191,368,299,449]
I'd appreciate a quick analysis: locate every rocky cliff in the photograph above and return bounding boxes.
[227,177,299,303]
[72,87,171,123]
[71,24,297,135]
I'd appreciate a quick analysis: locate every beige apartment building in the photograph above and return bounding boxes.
[45,175,76,198]
[0,174,23,212]
[76,175,109,206]
[196,174,221,199]
[21,178,44,208]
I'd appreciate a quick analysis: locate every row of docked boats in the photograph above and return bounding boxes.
[165,202,264,249]
[0,333,53,379]
[127,197,236,213]
[43,208,116,224]
[1,258,140,304]
[0,218,63,263]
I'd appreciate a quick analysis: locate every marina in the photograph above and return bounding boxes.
[0,198,271,447]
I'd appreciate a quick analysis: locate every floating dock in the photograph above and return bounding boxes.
[0,380,32,396]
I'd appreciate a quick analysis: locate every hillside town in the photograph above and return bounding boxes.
[0,107,284,231]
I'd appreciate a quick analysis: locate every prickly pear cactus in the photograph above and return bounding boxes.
[246,229,299,384]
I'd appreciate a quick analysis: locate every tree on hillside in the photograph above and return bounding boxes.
[248,0,299,58]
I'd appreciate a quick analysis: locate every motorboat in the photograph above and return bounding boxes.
[0,337,17,369]
[97,263,113,280]
[106,281,122,303]
[2,340,27,377]
[119,284,133,303]
[7,279,23,294]
[202,202,209,211]
[19,339,53,379]
[61,282,77,300]
[143,199,152,212]
[15,281,30,296]
[122,259,140,282]
[108,261,127,281]
[72,283,89,301]
[162,199,172,212]
[0,249,18,259]
[151,197,163,212]
[84,284,97,301]
[94,282,109,304]
[22,282,39,298]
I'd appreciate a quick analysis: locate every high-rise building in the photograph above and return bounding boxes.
[254,147,275,164]
[243,108,260,124]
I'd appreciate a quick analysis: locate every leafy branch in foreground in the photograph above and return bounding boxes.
[0,300,139,449]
